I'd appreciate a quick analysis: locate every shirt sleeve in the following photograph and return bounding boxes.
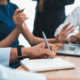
[0,64,47,80]
[54,7,80,41]
[0,48,11,67]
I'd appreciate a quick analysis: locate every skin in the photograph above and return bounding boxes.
[0,0,75,80]
[0,0,74,47]
[70,31,80,42]
[0,0,28,47]
[10,42,58,63]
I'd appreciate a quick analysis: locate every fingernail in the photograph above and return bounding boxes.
[50,51,54,54]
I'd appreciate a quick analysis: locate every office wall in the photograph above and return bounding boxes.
[10,0,80,47]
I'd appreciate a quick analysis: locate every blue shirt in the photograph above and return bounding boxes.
[0,2,19,47]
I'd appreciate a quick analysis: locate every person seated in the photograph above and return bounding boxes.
[0,43,57,80]
[55,7,80,43]
[0,0,74,47]
[0,0,74,68]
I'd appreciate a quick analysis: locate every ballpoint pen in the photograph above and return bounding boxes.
[12,8,25,20]
[18,8,25,13]
[42,31,53,59]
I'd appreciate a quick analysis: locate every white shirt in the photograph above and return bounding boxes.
[0,48,47,80]
[54,7,80,40]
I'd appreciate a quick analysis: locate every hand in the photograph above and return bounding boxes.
[56,22,74,43]
[27,42,57,59]
[70,31,80,42]
[75,31,80,41]
[13,9,28,32]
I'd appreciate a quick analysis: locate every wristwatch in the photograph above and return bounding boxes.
[17,45,24,60]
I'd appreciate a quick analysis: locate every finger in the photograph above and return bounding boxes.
[66,25,74,32]
[17,13,27,20]
[61,22,71,32]
[19,17,28,24]
[41,42,47,48]
[14,13,26,22]
[14,9,21,16]
[43,49,54,56]
[51,45,57,57]
[44,55,48,58]
[54,48,57,57]
[16,16,28,24]
[50,45,56,52]
[47,55,51,58]
[40,54,48,58]
[18,13,27,17]
[67,29,74,35]
[49,43,55,49]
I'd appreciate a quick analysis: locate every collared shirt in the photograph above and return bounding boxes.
[54,7,80,41]
[38,0,44,12]
[0,48,47,80]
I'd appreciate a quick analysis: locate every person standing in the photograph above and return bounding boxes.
[33,0,75,38]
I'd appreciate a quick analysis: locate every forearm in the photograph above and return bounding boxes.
[31,37,56,46]
[10,47,30,63]
[0,27,20,47]
[22,23,56,46]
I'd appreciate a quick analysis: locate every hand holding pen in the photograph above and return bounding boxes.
[13,8,28,32]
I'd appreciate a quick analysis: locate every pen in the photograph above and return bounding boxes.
[18,8,25,13]
[42,31,53,59]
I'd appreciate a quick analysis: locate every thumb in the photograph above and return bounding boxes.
[43,49,55,56]
[14,9,21,16]
[57,34,60,39]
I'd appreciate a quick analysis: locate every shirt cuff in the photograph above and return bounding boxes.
[0,48,11,67]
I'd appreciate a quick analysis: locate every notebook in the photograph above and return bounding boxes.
[21,57,75,72]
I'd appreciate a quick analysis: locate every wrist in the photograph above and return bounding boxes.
[15,27,21,34]
[55,38,61,43]
[70,36,77,42]
[21,47,31,58]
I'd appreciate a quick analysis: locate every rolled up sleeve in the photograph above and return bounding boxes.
[0,48,11,66]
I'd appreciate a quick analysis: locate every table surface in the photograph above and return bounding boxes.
[17,55,80,80]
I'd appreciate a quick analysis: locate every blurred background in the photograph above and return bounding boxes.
[10,0,80,47]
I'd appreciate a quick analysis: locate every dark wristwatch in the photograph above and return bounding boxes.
[17,45,24,60]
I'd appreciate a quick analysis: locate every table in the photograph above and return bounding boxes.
[17,55,80,80]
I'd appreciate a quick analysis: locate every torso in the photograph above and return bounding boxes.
[0,2,19,47]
